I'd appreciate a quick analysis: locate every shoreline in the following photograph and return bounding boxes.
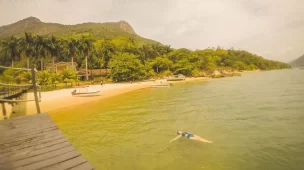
[0,77,209,119]
[0,68,270,120]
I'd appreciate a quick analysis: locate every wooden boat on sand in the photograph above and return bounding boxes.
[150,80,173,88]
[150,83,173,87]
[165,74,186,81]
[71,86,100,96]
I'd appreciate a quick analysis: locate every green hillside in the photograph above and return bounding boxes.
[290,55,304,67]
[0,17,291,86]
[0,17,157,45]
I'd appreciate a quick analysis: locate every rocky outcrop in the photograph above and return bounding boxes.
[221,70,233,77]
[211,70,241,78]
[232,71,241,76]
[195,71,208,77]
[118,21,136,35]
[211,70,222,78]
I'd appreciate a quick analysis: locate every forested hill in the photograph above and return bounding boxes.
[0,17,291,83]
[0,17,157,45]
[289,55,304,67]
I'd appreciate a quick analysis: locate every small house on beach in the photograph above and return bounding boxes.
[45,62,77,72]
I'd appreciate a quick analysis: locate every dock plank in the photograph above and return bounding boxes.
[69,162,95,170]
[0,141,75,169]
[0,120,56,132]
[0,113,95,170]
[0,135,65,154]
[0,138,67,159]
[0,126,59,143]
[41,156,87,170]
[14,150,80,170]
[0,142,71,164]
[0,130,63,150]
[0,125,57,136]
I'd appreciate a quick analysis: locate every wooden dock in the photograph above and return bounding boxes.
[0,113,95,170]
[0,86,28,100]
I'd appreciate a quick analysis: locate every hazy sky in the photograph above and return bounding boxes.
[0,0,303,62]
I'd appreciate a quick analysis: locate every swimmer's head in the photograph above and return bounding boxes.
[177,131,182,135]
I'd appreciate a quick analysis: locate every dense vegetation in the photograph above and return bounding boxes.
[289,55,304,67]
[0,31,291,86]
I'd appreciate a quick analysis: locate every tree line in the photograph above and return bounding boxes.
[0,32,291,83]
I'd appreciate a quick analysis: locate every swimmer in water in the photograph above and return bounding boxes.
[170,131,213,143]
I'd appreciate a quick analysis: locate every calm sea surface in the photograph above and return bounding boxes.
[50,69,304,170]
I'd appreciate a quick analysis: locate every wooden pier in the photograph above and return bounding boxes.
[0,113,95,170]
[0,65,41,119]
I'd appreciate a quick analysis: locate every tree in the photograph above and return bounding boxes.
[0,31,292,84]
[67,37,80,68]
[22,32,36,69]
[153,57,164,73]
[102,40,116,69]
[0,36,22,67]
[109,53,146,81]
[167,48,191,63]
[152,56,173,73]
[173,59,194,76]
[44,35,62,72]
[232,61,247,70]
[143,61,156,78]
[35,35,49,71]
[247,64,257,70]
[198,54,221,71]
[78,34,95,80]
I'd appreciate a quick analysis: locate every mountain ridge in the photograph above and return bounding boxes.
[0,16,157,44]
[289,54,304,67]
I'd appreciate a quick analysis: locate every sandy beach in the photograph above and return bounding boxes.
[0,77,209,119]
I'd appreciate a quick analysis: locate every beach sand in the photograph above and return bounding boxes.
[0,77,209,119]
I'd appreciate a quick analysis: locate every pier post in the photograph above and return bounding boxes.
[31,65,41,114]
[1,103,7,119]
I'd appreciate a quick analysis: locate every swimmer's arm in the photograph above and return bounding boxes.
[170,135,181,143]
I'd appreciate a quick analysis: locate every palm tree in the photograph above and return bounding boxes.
[101,39,115,72]
[34,35,48,71]
[79,34,95,80]
[22,32,35,69]
[67,37,80,69]
[45,35,61,72]
[139,44,149,64]
[0,36,22,67]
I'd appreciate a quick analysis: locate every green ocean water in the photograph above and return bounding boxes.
[50,69,304,170]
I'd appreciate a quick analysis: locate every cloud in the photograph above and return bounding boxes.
[0,0,303,62]
[287,46,293,51]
